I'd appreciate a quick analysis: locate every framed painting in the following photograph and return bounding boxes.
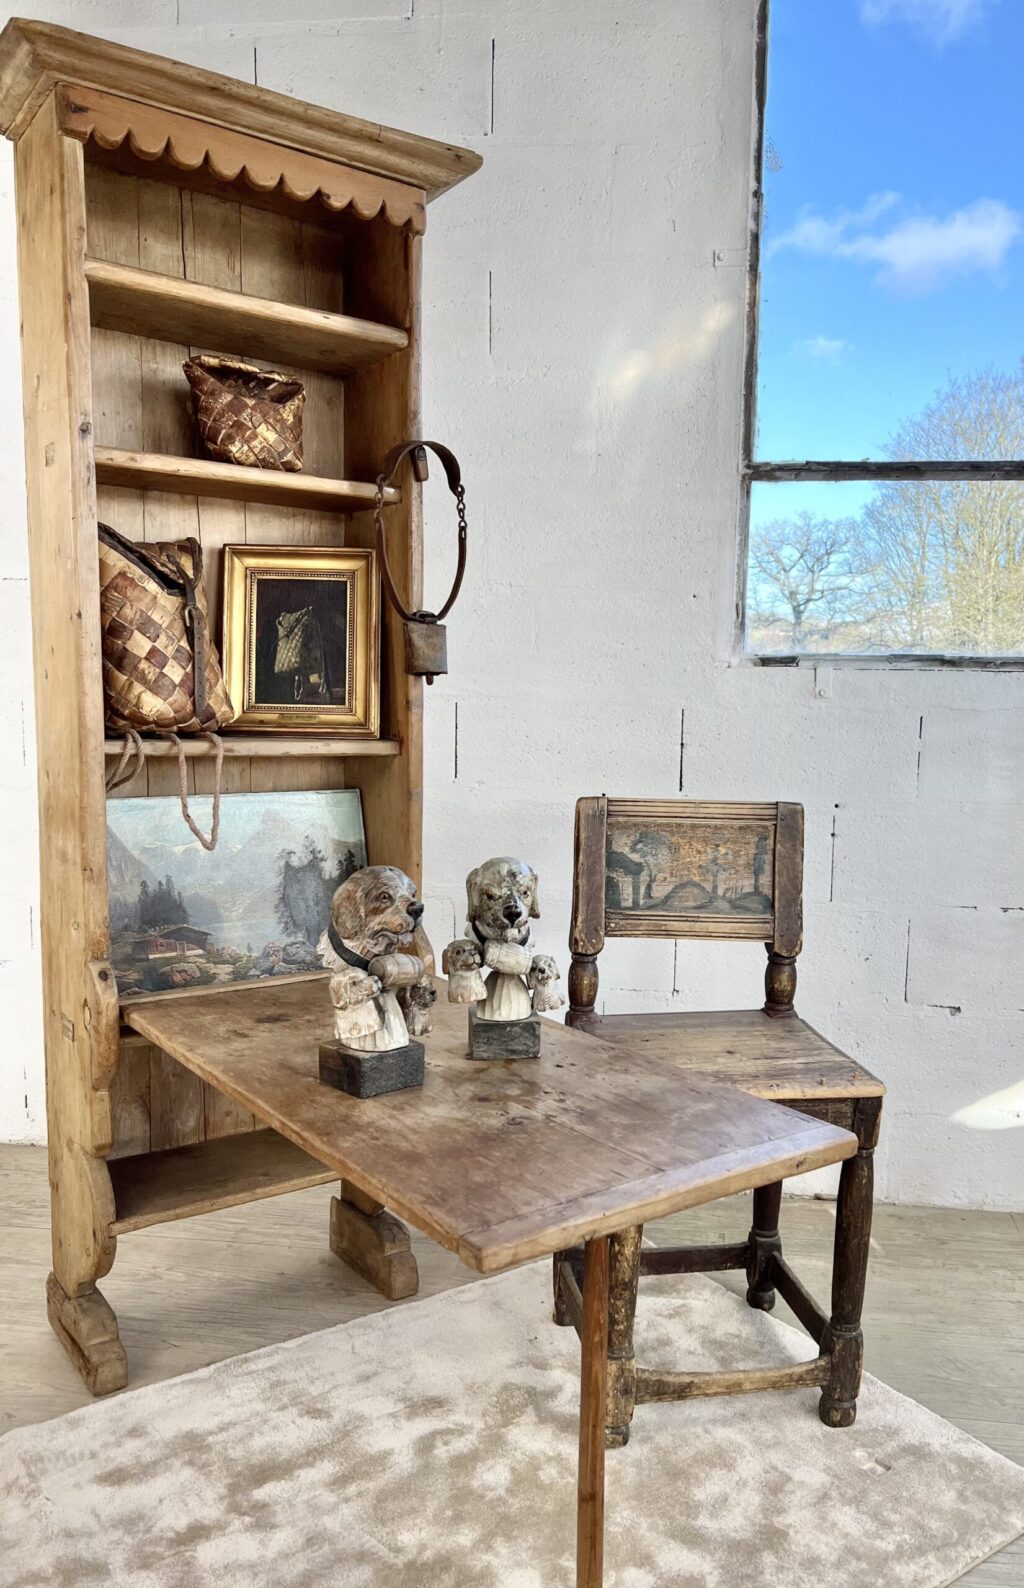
[600,800,794,942]
[222,544,380,734]
[106,789,366,997]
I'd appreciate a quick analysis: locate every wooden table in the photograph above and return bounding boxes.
[125,979,857,1587]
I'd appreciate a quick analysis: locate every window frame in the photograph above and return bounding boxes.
[736,0,1024,671]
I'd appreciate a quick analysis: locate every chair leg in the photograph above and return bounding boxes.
[605,1225,642,1448]
[746,1180,783,1312]
[820,1106,878,1428]
[554,1246,584,1326]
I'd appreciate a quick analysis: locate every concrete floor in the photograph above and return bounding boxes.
[2,1144,1022,1582]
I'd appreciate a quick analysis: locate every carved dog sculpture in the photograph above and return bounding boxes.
[445,856,563,1021]
[318,866,436,1051]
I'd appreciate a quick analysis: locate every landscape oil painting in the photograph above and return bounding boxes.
[605,818,774,918]
[107,790,366,996]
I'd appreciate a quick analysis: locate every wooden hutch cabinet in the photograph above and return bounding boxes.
[0,18,480,1392]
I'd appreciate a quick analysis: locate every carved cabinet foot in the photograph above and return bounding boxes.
[46,1273,128,1397]
[329,1188,419,1301]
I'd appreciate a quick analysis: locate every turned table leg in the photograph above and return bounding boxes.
[606,1225,642,1447]
[820,1101,880,1428]
[746,1180,783,1312]
[578,1235,610,1588]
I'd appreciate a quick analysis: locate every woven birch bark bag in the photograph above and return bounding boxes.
[98,524,234,849]
[183,355,305,471]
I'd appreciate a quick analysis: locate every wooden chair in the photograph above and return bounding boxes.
[555,797,884,1446]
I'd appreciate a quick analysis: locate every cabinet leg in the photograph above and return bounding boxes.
[330,1185,419,1301]
[746,1180,783,1312]
[46,1273,128,1397]
[47,1139,127,1395]
[577,1236,609,1588]
[606,1225,642,1448]
[820,1141,874,1429]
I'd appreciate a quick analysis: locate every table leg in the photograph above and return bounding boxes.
[606,1225,642,1447]
[578,1234,610,1588]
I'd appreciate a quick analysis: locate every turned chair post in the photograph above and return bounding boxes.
[764,948,798,1018]
[568,953,599,1026]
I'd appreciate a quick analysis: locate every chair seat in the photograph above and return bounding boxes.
[572,1008,883,1104]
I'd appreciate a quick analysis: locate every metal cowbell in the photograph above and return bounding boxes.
[403,616,447,684]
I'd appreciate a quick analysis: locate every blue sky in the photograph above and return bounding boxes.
[753,0,1023,521]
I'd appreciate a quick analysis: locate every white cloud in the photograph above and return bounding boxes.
[860,0,997,45]
[768,195,1021,293]
[792,336,851,361]
[767,193,899,260]
[843,199,1021,289]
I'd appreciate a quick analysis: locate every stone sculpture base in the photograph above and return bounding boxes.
[468,1006,541,1060]
[319,1039,425,1098]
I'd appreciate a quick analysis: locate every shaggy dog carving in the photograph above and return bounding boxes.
[318,866,436,1051]
[444,856,563,1022]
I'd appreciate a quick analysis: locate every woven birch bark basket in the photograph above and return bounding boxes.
[183,354,305,471]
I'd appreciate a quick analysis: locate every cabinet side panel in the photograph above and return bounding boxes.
[16,94,117,1290]
[344,227,423,882]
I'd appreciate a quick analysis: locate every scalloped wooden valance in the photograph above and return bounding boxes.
[57,83,427,235]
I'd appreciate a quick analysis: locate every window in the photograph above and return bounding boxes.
[740,0,1024,662]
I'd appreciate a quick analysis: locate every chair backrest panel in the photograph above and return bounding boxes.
[569,797,804,1022]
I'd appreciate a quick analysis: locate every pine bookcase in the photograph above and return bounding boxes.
[0,18,480,1393]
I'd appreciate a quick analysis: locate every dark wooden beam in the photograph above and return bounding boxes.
[752,653,1024,670]
[747,460,1024,482]
[772,1256,829,1346]
[640,1242,749,1276]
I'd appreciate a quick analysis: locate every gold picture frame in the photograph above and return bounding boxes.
[222,545,380,735]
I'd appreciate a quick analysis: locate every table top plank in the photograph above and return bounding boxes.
[123,979,857,1273]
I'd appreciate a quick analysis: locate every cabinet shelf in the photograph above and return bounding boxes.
[103,734,400,759]
[109,1129,335,1234]
[85,257,409,375]
[95,447,399,512]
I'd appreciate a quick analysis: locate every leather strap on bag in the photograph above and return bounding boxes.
[166,540,209,721]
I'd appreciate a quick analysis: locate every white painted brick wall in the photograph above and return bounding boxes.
[0,1,1020,1211]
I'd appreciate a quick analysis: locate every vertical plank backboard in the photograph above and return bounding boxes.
[107,1042,152,1159]
[234,202,350,799]
[86,164,144,540]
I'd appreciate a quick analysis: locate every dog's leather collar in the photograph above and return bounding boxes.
[468,919,530,951]
[327,920,373,973]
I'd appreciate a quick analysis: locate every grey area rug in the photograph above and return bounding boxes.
[2,1267,1023,1588]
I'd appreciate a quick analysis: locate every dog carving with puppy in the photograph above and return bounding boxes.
[443,857,563,1040]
